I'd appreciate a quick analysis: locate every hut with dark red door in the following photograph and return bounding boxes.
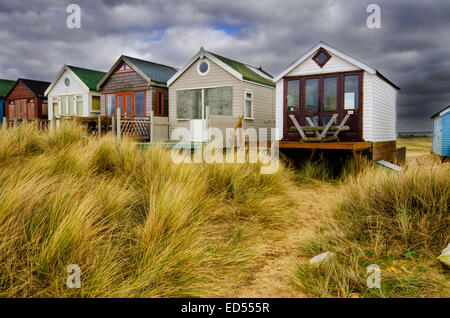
[4,78,51,120]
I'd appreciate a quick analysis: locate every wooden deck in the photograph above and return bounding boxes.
[279,140,373,171]
[279,140,372,151]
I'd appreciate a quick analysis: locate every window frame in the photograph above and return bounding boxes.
[114,62,133,74]
[109,90,146,118]
[176,86,233,120]
[312,48,332,68]
[90,94,101,113]
[244,89,254,120]
[156,90,165,116]
[197,59,210,76]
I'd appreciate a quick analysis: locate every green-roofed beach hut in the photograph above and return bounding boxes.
[45,64,106,121]
[0,79,16,122]
[167,47,276,142]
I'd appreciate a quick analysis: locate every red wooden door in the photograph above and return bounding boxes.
[27,100,35,119]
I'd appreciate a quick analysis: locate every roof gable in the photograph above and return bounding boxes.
[97,55,177,90]
[274,41,399,90]
[10,79,50,98]
[167,47,275,88]
[431,106,450,119]
[0,79,16,98]
[68,65,106,90]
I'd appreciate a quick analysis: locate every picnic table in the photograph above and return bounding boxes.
[289,113,350,142]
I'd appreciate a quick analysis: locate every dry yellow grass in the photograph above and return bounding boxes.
[0,122,297,297]
[294,162,449,298]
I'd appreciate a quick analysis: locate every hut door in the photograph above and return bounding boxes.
[304,77,320,127]
[27,99,35,119]
[19,99,27,119]
[284,79,301,140]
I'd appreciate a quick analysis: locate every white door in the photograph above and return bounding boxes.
[190,119,206,142]
[190,89,206,142]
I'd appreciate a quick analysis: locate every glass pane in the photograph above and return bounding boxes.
[107,94,115,116]
[345,76,359,110]
[287,80,299,112]
[309,116,318,126]
[91,96,100,111]
[323,116,337,126]
[245,100,252,118]
[134,91,145,116]
[316,53,328,64]
[117,95,123,115]
[176,89,202,119]
[76,97,83,116]
[305,79,318,112]
[69,97,75,115]
[324,77,337,111]
[205,86,232,116]
[126,94,132,117]
[61,97,67,116]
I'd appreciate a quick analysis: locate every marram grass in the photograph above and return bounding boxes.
[0,123,295,297]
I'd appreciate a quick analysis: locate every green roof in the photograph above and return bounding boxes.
[68,65,106,90]
[0,79,16,98]
[210,52,275,88]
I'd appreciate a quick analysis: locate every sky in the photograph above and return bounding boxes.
[0,0,449,132]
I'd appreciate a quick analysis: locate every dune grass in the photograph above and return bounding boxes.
[397,136,432,154]
[294,164,450,298]
[0,123,296,297]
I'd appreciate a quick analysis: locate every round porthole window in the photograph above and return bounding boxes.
[64,78,70,87]
[197,60,210,75]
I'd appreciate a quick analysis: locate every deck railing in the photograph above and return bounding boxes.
[2,117,50,131]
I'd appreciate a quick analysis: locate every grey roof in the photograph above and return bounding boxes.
[124,56,178,84]
[431,105,450,119]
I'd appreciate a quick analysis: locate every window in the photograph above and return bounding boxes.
[76,96,83,115]
[244,90,253,119]
[91,96,100,112]
[106,94,115,116]
[323,77,337,111]
[205,86,232,116]
[197,60,210,75]
[305,79,319,112]
[115,62,132,73]
[156,91,164,116]
[312,48,331,68]
[68,96,75,115]
[344,75,360,109]
[28,99,34,103]
[61,97,67,116]
[176,89,202,119]
[9,101,14,105]
[64,78,70,87]
[287,80,300,111]
[134,91,145,116]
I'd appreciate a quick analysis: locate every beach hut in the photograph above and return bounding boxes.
[273,42,400,162]
[0,79,16,122]
[431,106,450,157]
[45,65,106,122]
[167,47,275,142]
[5,79,50,121]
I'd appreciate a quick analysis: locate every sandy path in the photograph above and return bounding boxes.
[232,180,339,298]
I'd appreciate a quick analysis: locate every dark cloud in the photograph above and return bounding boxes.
[1,0,449,132]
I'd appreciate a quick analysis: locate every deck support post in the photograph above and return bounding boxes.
[309,149,316,162]
[97,115,101,139]
[2,117,6,130]
[111,115,115,136]
[150,111,154,143]
[116,108,121,142]
[353,149,360,172]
